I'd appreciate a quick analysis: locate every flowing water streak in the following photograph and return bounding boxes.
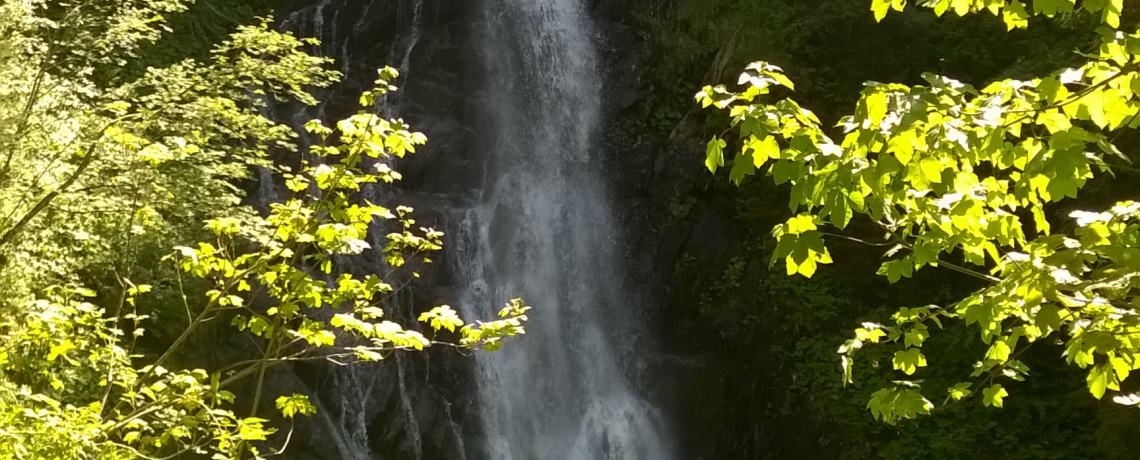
[377,0,425,117]
[451,0,674,458]
[269,4,388,459]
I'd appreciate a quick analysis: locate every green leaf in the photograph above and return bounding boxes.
[1038,111,1072,133]
[754,135,780,167]
[1032,206,1051,235]
[418,305,464,332]
[790,256,818,277]
[1097,139,1130,164]
[47,340,75,362]
[865,92,888,126]
[1088,364,1112,399]
[1102,0,1122,27]
[1033,0,1073,16]
[825,191,853,229]
[1079,89,1108,128]
[893,348,928,375]
[982,384,1009,407]
[706,137,727,173]
[841,355,855,386]
[846,190,866,212]
[868,387,933,424]
[1037,76,1061,103]
[920,157,943,184]
[1035,304,1062,334]
[771,72,796,91]
[904,325,929,348]
[932,0,951,15]
[786,214,818,234]
[872,0,892,21]
[248,317,270,336]
[948,382,973,401]
[951,0,971,15]
[741,118,764,138]
[986,340,1012,363]
[772,160,802,184]
[730,150,756,185]
[276,394,317,418]
[1003,1,1030,29]
[888,130,916,165]
[877,259,915,283]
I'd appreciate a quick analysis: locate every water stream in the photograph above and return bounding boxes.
[449,0,673,458]
[267,0,674,458]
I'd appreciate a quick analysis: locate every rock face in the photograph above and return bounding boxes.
[247,0,840,459]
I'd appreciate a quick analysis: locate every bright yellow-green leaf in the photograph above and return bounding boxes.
[706,137,727,173]
[730,149,756,185]
[872,0,892,21]
[982,384,1008,407]
[888,130,916,165]
[893,348,928,375]
[948,382,973,401]
[920,157,943,184]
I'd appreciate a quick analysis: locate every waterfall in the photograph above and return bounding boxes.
[449,0,675,458]
[380,0,424,116]
[259,0,674,458]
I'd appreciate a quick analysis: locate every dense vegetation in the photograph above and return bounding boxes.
[690,0,1140,457]
[1,0,1139,459]
[603,0,1140,457]
[0,1,525,458]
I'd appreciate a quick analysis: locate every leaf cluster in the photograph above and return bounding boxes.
[702,0,1140,424]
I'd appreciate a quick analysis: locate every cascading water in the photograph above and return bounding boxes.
[267,3,435,460]
[259,0,673,458]
[450,0,674,458]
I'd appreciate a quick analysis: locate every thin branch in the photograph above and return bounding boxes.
[1001,60,1140,127]
[105,442,202,460]
[875,221,1002,283]
[248,315,284,417]
[820,231,894,247]
[264,420,297,457]
[934,258,1002,284]
[0,124,112,250]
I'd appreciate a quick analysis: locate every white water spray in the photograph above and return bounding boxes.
[450,0,674,458]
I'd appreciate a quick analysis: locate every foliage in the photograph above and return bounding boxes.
[0,0,337,311]
[698,256,746,315]
[0,1,528,459]
[702,0,1140,425]
[629,0,1093,139]
[132,0,286,66]
[733,267,1140,459]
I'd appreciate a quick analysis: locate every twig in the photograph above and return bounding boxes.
[820,231,894,247]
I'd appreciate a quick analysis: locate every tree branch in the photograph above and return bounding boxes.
[0,127,107,250]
